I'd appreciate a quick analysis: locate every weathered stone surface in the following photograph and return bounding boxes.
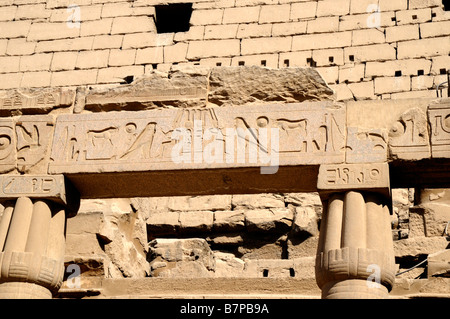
[427,250,450,278]
[317,163,390,199]
[66,199,149,278]
[291,206,319,237]
[149,238,215,277]
[345,127,388,163]
[207,66,334,107]
[428,99,450,158]
[394,237,449,257]
[179,211,214,233]
[49,101,346,176]
[84,71,208,111]
[245,208,294,233]
[213,211,245,231]
[388,107,431,160]
[231,193,285,210]
[0,88,74,116]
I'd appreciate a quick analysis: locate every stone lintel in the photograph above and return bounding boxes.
[0,175,80,217]
[317,163,390,200]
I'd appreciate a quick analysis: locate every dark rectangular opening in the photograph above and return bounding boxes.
[349,55,354,62]
[395,70,402,77]
[155,3,193,34]
[417,69,424,76]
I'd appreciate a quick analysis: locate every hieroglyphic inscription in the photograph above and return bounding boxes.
[49,101,346,174]
[428,101,450,158]
[346,127,387,163]
[0,118,16,173]
[0,175,67,205]
[85,86,207,109]
[388,107,430,160]
[0,89,74,113]
[317,163,389,192]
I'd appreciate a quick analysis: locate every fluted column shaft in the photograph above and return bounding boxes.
[0,197,67,299]
[315,191,396,299]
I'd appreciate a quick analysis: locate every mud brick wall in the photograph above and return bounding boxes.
[0,0,448,100]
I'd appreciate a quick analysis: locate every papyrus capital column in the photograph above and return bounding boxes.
[0,175,79,299]
[316,163,396,299]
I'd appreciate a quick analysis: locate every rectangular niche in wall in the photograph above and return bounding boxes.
[155,3,193,34]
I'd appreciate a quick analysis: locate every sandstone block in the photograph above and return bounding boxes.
[397,37,450,59]
[0,6,17,22]
[135,46,164,64]
[344,43,396,62]
[51,51,78,71]
[272,21,307,36]
[0,73,23,90]
[108,49,136,67]
[236,23,272,38]
[292,206,319,236]
[232,194,285,210]
[315,66,338,84]
[292,32,352,51]
[167,195,232,212]
[420,21,450,38]
[385,24,419,42]
[338,63,365,83]
[431,55,450,75]
[365,59,432,77]
[50,69,98,87]
[15,4,51,20]
[190,8,224,25]
[96,65,144,84]
[350,0,377,14]
[80,19,113,37]
[123,32,173,50]
[347,81,376,100]
[204,24,238,40]
[316,0,350,17]
[241,37,292,55]
[408,0,442,9]
[5,38,36,56]
[374,76,411,94]
[0,56,20,73]
[111,16,156,35]
[312,48,344,66]
[379,0,407,11]
[179,211,215,232]
[208,66,334,106]
[223,6,259,24]
[245,208,294,233]
[27,22,80,41]
[290,1,317,20]
[339,11,396,31]
[231,54,279,68]
[186,39,240,59]
[76,50,109,69]
[307,16,339,34]
[21,71,51,88]
[174,26,205,42]
[164,42,188,63]
[19,53,53,72]
[411,75,434,90]
[35,37,94,53]
[213,211,245,231]
[92,35,124,50]
[352,28,385,46]
[146,211,179,236]
[0,20,31,39]
[396,8,431,25]
[259,4,290,23]
[279,50,311,67]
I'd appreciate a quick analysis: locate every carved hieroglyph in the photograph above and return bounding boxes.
[0,89,74,115]
[49,101,346,174]
[428,100,450,158]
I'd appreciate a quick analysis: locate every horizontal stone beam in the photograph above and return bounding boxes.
[0,175,79,217]
[0,97,448,199]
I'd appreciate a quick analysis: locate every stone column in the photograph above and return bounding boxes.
[0,175,79,299]
[315,163,397,299]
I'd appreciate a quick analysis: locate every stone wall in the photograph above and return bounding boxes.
[0,0,448,100]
